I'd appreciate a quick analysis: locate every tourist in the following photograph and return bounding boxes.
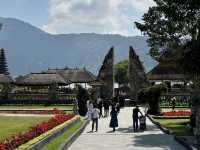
[91,104,100,132]
[103,100,109,117]
[73,98,79,115]
[109,106,118,132]
[97,97,103,118]
[144,102,150,115]
[132,105,142,132]
[171,97,176,111]
[86,101,93,121]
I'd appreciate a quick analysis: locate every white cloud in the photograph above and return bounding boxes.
[42,0,155,35]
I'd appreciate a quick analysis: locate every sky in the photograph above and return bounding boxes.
[0,0,155,36]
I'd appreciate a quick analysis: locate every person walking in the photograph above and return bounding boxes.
[109,106,118,132]
[86,101,93,121]
[103,100,109,117]
[132,105,142,132]
[91,105,100,132]
[97,97,103,118]
[171,97,176,111]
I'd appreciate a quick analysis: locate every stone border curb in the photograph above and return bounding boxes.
[147,114,171,134]
[27,116,80,150]
[148,114,198,150]
[174,136,197,150]
[58,119,90,150]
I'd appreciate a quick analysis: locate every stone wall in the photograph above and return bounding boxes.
[98,47,114,99]
[128,46,148,100]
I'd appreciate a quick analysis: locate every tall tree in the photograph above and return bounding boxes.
[135,0,200,68]
[135,1,200,142]
[0,48,9,75]
[0,23,2,31]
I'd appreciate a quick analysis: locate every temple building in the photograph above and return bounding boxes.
[147,51,190,92]
[46,67,97,89]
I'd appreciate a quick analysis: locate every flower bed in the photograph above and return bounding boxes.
[161,110,191,116]
[0,114,75,150]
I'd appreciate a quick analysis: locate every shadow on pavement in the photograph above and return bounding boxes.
[129,133,186,150]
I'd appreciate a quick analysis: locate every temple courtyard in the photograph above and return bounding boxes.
[68,107,186,150]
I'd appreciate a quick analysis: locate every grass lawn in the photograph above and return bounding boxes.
[0,116,50,141]
[154,118,191,136]
[0,104,74,110]
[42,120,84,150]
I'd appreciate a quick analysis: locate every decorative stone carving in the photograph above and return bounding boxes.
[98,47,114,99]
[128,46,148,100]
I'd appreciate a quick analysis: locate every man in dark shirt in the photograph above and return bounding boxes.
[132,105,142,132]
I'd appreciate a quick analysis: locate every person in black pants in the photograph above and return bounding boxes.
[92,105,100,132]
[132,105,142,132]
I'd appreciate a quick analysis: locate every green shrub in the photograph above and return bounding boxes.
[138,84,167,115]
[76,85,89,116]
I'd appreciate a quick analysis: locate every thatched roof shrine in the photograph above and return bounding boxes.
[15,73,69,86]
[0,74,13,84]
[147,62,187,81]
[46,68,96,83]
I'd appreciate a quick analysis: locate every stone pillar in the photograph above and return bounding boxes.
[98,47,114,99]
[128,46,148,101]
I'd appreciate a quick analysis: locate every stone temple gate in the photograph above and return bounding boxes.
[97,46,148,101]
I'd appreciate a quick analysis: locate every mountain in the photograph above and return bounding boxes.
[0,17,156,76]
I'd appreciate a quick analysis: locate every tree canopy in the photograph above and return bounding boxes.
[0,23,2,31]
[135,0,200,71]
[114,59,129,85]
[0,49,9,75]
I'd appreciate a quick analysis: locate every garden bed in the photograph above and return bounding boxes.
[0,113,75,150]
[152,117,191,136]
[0,116,50,141]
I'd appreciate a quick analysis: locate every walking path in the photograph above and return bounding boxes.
[68,107,186,150]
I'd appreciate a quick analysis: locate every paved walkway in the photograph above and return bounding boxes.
[68,107,186,150]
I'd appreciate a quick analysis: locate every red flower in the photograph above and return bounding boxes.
[0,114,75,150]
[161,110,191,116]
